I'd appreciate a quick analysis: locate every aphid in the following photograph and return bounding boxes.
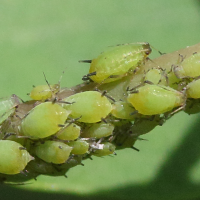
[34,141,72,164]
[0,140,33,175]
[127,83,185,115]
[62,91,112,123]
[68,139,89,155]
[56,123,81,141]
[82,43,151,83]
[82,122,114,139]
[111,101,136,119]
[20,102,70,139]
[92,142,116,157]
[186,78,200,99]
[29,84,60,101]
[0,94,21,124]
[144,67,167,86]
[173,52,200,78]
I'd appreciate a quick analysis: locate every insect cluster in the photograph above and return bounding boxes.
[0,42,200,183]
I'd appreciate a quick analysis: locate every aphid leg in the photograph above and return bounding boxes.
[79,60,92,63]
[178,54,186,63]
[100,90,116,102]
[82,71,96,81]
[131,146,140,151]
[2,132,16,140]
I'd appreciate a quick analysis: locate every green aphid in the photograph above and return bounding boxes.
[0,94,21,124]
[56,123,81,141]
[111,101,136,119]
[0,140,33,175]
[62,91,112,123]
[92,142,116,157]
[127,84,185,115]
[68,139,89,155]
[144,68,167,86]
[174,52,200,78]
[29,84,60,101]
[20,102,70,139]
[83,43,151,83]
[34,141,72,164]
[82,122,114,139]
[186,78,200,99]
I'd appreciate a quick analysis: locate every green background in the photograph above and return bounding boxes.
[1,1,200,199]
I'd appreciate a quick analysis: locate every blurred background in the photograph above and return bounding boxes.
[1,1,200,199]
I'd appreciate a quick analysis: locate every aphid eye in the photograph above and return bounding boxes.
[62,91,112,123]
[0,140,33,175]
[20,102,70,139]
[34,141,72,164]
[127,83,185,115]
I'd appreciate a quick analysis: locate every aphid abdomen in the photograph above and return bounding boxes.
[62,91,112,123]
[0,95,21,124]
[127,84,185,115]
[0,140,33,175]
[34,141,72,164]
[92,142,116,157]
[20,102,70,139]
[82,122,114,138]
[175,52,200,78]
[89,43,151,83]
[187,79,200,99]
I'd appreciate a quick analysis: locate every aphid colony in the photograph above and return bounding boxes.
[0,43,200,183]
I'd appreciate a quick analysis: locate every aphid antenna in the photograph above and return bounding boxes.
[2,132,16,140]
[101,90,116,102]
[43,72,52,91]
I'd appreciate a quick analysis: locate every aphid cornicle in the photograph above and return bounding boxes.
[127,83,185,115]
[82,43,151,83]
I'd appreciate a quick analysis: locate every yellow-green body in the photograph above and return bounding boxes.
[34,141,72,164]
[63,91,112,123]
[175,53,200,78]
[187,79,200,98]
[56,123,81,140]
[127,84,185,115]
[30,84,60,101]
[68,139,89,155]
[92,142,116,157]
[82,122,114,138]
[89,43,151,83]
[0,140,33,174]
[111,101,136,119]
[20,102,70,139]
